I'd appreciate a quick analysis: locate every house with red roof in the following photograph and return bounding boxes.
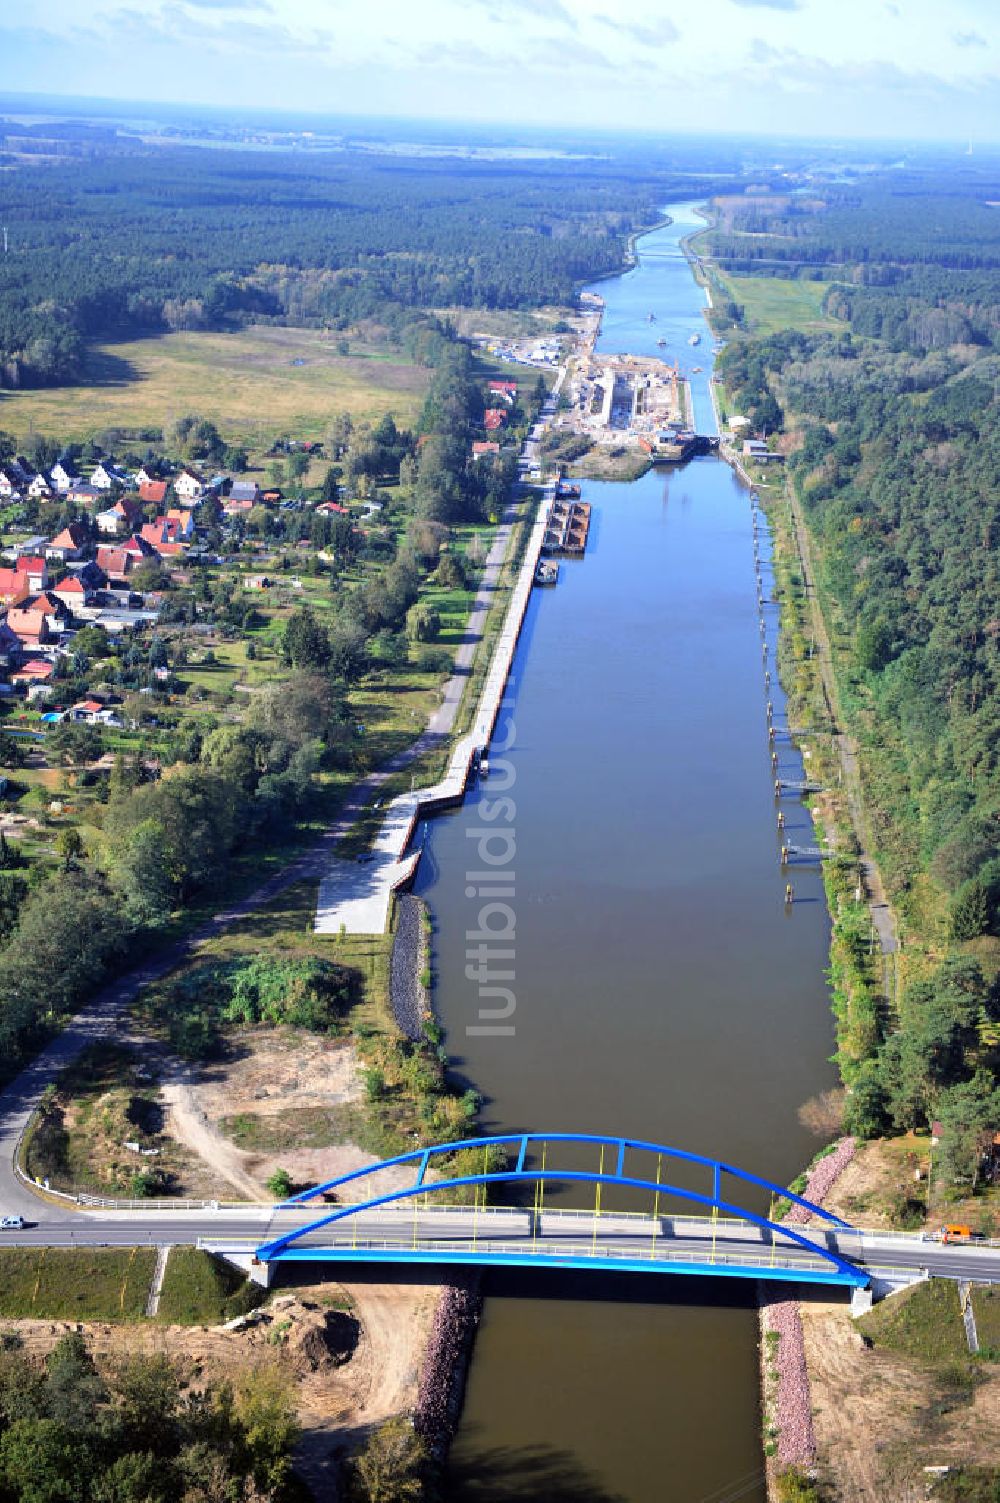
[52,575,90,611]
[97,497,143,536]
[11,659,54,697]
[165,509,194,542]
[484,409,508,431]
[139,480,169,507]
[45,523,89,564]
[7,607,51,650]
[0,569,29,608]
[96,546,135,583]
[316,501,349,516]
[15,556,48,593]
[472,441,501,459]
[488,380,517,402]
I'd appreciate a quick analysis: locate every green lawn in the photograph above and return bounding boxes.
[716,273,839,336]
[0,1248,155,1321]
[972,1286,1000,1353]
[858,1279,968,1365]
[155,1248,265,1325]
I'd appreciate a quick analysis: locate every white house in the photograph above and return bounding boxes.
[91,462,128,491]
[174,468,206,502]
[28,474,54,500]
[50,461,81,492]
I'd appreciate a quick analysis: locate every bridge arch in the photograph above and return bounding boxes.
[256,1132,863,1284]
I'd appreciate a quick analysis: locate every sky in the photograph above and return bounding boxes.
[3,0,999,144]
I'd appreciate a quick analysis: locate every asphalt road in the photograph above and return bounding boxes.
[3,1204,998,1288]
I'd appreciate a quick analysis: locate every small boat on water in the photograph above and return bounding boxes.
[647,312,656,322]
[534,560,559,587]
[656,337,667,348]
[688,333,701,346]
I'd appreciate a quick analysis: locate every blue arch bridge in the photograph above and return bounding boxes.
[198,1133,992,1304]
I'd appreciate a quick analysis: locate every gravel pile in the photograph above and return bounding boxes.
[390,893,425,1040]
[785,1136,856,1225]
[414,1274,483,1456]
[762,1295,817,1467]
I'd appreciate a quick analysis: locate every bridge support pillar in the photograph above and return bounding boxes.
[850,1286,873,1318]
[249,1259,276,1289]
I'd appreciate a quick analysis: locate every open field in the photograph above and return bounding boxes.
[716,273,839,336]
[0,324,430,446]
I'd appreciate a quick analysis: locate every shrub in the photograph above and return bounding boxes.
[223,956,352,1031]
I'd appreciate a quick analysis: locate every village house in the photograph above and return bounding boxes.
[484,408,508,431]
[488,380,517,404]
[68,698,122,727]
[743,438,784,464]
[45,523,89,564]
[138,479,169,507]
[95,545,134,584]
[52,574,91,612]
[165,509,195,542]
[0,569,29,608]
[11,659,54,698]
[15,556,49,593]
[229,479,261,507]
[0,621,21,674]
[20,590,72,639]
[315,500,348,516]
[174,467,206,503]
[7,606,51,650]
[50,460,81,492]
[91,461,129,491]
[96,497,144,535]
[28,473,54,501]
[244,573,270,591]
[0,465,25,499]
[472,441,501,459]
[67,482,103,506]
[133,466,161,489]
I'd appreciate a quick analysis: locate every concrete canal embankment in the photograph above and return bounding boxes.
[315,482,551,936]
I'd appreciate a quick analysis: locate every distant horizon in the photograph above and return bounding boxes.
[1,90,998,156]
[4,0,998,146]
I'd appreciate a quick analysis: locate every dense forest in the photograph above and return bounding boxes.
[0,143,723,388]
[717,175,1000,1179]
[0,1332,299,1502]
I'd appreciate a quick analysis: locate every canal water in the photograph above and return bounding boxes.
[415,203,837,1503]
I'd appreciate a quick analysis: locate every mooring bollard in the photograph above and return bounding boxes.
[785,883,794,905]
[777,811,785,830]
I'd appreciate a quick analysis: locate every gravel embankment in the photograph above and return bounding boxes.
[413,1274,483,1456]
[761,1136,858,1490]
[390,894,426,1041]
[761,1294,817,1468]
[784,1137,856,1225]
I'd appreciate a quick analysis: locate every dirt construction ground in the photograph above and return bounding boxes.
[801,1299,1000,1502]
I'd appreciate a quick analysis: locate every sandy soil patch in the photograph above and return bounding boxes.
[800,1300,935,1502]
[802,1297,1000,1501]
[157,1031,417,1201]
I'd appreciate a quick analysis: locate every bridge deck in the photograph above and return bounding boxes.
[198,1204,996,1290]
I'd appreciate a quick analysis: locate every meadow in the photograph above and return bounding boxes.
[0,324,430,446]
[715,274,838,336]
